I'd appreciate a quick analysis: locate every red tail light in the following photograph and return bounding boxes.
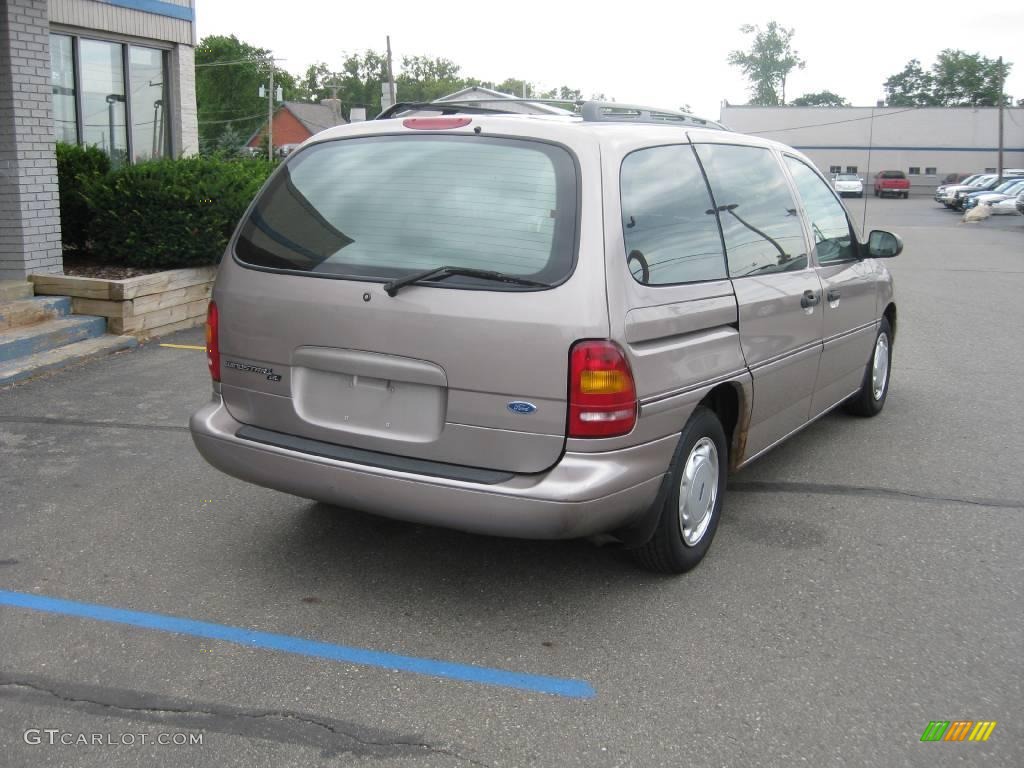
[206,300,220,382]
[568,340,637,438]
[402,117,472,130]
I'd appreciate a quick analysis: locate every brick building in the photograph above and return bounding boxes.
[246,101,347,154]
[1,0,198,279]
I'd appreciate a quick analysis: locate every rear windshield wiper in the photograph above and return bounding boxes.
[383,266,551,297]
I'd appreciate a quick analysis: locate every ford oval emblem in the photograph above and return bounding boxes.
[507,401,537,414]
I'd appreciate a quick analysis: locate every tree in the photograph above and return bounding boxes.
[295,62,335,103]
[884,52,1012,107]
[727,22,805,105]
[396,56,467,103]
[931,50,1011,106]
[790,90,849,107]
[883,59,938,106]
[195,35,296,151]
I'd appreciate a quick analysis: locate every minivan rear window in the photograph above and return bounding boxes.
[234,135,578,288]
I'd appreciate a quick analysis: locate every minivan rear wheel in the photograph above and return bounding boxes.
[844,316,892,417]
[632,406,727,574]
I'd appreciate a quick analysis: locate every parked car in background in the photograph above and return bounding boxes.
[963,178,1024,210]
[988,196,1023,215]
[190,101,901,574]
[874,170,910,198]
[937,174,997,207]
[1017,190,1024,215]
[952,174,1024,210]
[935,173,986,205]
[833,173,864,197]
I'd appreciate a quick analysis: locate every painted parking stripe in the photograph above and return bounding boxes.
[0,589,595,699]
[159,343,206,350]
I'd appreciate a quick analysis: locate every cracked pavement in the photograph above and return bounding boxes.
[0,197,1022,767]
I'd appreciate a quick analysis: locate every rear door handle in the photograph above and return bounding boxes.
[800,290,820,309]
[827,289,841,302]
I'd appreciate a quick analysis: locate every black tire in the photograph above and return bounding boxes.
[632,406,728,574]
[844,316,892,417]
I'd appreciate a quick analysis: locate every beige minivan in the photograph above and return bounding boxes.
[190,101,900,573]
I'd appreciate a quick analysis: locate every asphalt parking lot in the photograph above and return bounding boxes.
[1,196,1021,767]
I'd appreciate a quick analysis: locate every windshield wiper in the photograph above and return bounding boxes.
[383,266,550,297]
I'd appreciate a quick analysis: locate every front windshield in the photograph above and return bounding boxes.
[836,174,859,181]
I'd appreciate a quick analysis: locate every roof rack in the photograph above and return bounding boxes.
[376,98,726,130]
[579,102,726,130]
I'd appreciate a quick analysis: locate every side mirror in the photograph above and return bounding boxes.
[867,230,902,258]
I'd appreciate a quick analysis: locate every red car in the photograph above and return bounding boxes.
[874,170,910,199]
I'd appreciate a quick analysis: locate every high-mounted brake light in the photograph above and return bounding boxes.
[402,117,472,130]
[206,300,220,382]
[568,340,637,438]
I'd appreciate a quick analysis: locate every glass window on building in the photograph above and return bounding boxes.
[50,34,77,144]
[829,165,842,174]
[908,167,921,175]
[845,165,858,174]
[925,167,937,175]
[129,46,170,162]
[50,34,171,165]
[79,39,128,166]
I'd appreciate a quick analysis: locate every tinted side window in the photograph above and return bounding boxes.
[784,157,856,264]
[694,144,807,277]
[620,145,726,285]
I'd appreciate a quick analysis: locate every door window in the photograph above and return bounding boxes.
[784,157,857,264]
[694,144,807,277]
[619,145,726,285]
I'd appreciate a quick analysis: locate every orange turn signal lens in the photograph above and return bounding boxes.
[580,369,630,394]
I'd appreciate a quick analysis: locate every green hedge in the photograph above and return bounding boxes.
[82,155,275,269]
[56,143,110,249]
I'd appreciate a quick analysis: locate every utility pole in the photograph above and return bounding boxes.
[385,36,396,108]
[267,54,275,161]
[997,56,1004,178]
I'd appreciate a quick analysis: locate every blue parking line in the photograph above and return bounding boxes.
[0,589,595,699]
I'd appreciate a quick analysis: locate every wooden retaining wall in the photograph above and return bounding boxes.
[30,267,216,339]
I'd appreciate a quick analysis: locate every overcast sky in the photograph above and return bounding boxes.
[197,0,1023,118]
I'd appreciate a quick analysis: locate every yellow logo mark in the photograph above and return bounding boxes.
[968,721,997,742]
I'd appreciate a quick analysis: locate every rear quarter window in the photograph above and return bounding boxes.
[234,135,578,288]
[619,144,727,285]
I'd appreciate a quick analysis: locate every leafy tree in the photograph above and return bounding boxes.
[931,50,1011,106]
[727,22,805,105]
[195,35,296,151]
[883,59,938,106]
[295,62,335,103]
[884,52,1012,106]
[396,56,467,103]
[790,90,849,107]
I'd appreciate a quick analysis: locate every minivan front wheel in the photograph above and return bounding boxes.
[633,406,727,574]
[844,317,892,417]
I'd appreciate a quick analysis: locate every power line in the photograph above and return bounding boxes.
[198,113,265,125]
[746,106,921,135]
[194,58,266,68]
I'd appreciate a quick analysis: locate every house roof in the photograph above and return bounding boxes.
[435,86,569,115]
[282,101,347,134]
[247,101,347,146]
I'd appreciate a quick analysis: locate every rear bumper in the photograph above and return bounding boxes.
[190,395,673,539]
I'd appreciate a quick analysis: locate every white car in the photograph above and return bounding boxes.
[966,178,1024,208]
[989,197,1023,215]
[832,173,864,197]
